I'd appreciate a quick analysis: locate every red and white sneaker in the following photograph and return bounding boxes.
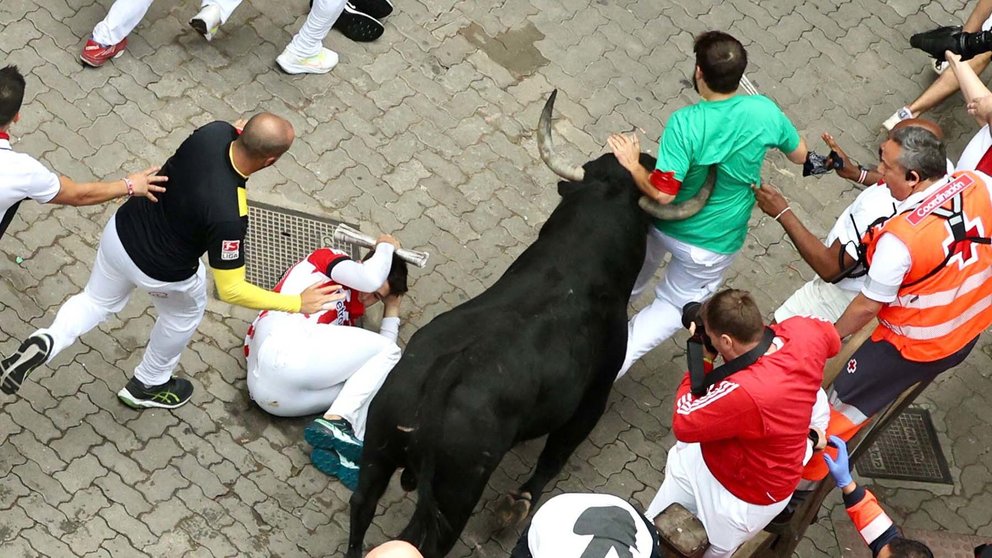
[80,37,128,67]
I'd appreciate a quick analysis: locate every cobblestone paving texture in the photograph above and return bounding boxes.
[1,0,991,556]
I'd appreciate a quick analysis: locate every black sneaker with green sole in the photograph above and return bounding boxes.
[117,377,193,409]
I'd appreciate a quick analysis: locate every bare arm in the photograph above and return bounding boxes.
[48,167,167,206]
[946,51,992,104]
[786,136,809,165]
[963,0,992,32]
[607,133,676,204]
[834,293,883,339]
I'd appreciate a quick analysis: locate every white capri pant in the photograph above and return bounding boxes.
[618,228,736,379]
[646,442,789,558]
[245,314,400,439]
[40,214,207,388]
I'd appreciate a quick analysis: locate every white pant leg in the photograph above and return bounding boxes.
[646,442,699,520]
[133,263,206,386]
[773,277,858,323]
[246,316,394,418]
[618,231,736,379]
[91,0,155,45]
[648,442,788,558]
[630,227,671,299]
[41,216,136,362]
[285,0,347,58]
[201,0,244,24]
[326,340,401,440]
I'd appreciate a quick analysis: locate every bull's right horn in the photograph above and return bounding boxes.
[537,90,585,182]
[638,166,716,221]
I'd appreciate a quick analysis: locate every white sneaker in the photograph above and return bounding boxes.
[190,4,223,41]
[276,48,339,74]
[882,106,914,131]
[931,58,948,75]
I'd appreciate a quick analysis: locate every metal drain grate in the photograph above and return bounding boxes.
[856,407,952,484]
[245,202,359,290]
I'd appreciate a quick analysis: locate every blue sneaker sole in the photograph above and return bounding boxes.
[311,448,359,491]
[304,421,363,463]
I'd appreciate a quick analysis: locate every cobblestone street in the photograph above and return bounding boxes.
[1,0,991,556]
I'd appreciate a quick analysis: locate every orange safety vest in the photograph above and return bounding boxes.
[865,171,992,362]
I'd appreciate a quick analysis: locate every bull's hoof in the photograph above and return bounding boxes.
[495,491,532,528]
[400,467,417,492]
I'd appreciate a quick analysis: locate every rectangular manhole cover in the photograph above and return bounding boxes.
[856,407,952,484]
[245,202,360,290]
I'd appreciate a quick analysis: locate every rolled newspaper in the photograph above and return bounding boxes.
[331,224,430,268]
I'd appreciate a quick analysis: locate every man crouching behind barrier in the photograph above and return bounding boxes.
[646,289,838,557]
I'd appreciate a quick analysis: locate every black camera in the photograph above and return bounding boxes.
[682,301,716,355]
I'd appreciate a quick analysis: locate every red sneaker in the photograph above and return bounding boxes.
[80,37,128,67]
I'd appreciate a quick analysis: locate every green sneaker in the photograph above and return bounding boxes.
[117,377,193,409]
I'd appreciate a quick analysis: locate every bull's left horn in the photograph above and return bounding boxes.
[638,166,716,220]
[537,90,585,182]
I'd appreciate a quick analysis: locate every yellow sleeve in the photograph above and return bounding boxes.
[210,266,302,312]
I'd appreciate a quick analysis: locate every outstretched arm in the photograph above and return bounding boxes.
[49,167,167,206]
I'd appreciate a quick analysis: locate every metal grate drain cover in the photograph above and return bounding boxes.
[856,407,952,484]
[245,202,359,290]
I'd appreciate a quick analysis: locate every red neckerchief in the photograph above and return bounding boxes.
[0,131,9,141]
[977,144,992,175]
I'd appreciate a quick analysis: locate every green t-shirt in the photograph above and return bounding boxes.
[652,94,800,254]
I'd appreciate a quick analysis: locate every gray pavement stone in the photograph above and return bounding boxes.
[3,0,992,555]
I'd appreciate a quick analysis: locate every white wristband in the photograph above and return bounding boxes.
[774,206,792,221]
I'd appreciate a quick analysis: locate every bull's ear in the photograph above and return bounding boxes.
[558,180,582,196]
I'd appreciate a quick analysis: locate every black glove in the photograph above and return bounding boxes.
[911,25,992,61]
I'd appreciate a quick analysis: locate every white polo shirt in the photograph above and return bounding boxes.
[0,136,61,230]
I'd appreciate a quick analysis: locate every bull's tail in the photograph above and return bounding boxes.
[402,353,462,555]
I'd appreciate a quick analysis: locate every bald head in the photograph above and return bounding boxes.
[238,112,295,161]
[892,117,943,141]
[366,541,423,558]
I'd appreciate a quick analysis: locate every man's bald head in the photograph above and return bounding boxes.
[366,541,423,558]
[892,117,943,141]
[238,112,295,161]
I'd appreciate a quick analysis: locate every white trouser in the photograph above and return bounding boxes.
[284,0,347,57]
[92,0,245,45]
[39,215,207,387]
[773,276,859,324]
[618,228,736,378]
[646,442,788,558]
[245,314,400,439]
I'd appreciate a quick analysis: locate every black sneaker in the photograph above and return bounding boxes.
[333,4,385,43]
[351,0,393,19]
[1,332,53,395]
[117,377,194,409]
[312,0,393,18]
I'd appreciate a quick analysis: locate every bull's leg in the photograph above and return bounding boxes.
[500,386,612,525]
[347,453,397,558]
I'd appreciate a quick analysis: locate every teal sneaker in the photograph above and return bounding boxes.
[311,447,359,491]
[305,418,363,463]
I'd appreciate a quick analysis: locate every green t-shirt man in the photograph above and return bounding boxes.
[652,94,800,254]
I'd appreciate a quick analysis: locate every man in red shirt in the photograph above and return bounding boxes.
[645,289,840,557]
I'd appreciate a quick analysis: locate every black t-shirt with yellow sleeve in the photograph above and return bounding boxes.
[116,121,248,282]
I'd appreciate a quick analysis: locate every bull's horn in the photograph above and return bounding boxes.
[537,90,585,182]
[638,166,717,221]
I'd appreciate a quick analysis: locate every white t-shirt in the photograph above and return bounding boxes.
[956,124,992,172]
[825,184,898,292]
[0,138,61,220]
[526,493,657,558]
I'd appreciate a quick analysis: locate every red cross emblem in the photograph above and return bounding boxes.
[847,358,857,374]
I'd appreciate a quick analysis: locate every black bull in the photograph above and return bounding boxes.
[346,92,713,558]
